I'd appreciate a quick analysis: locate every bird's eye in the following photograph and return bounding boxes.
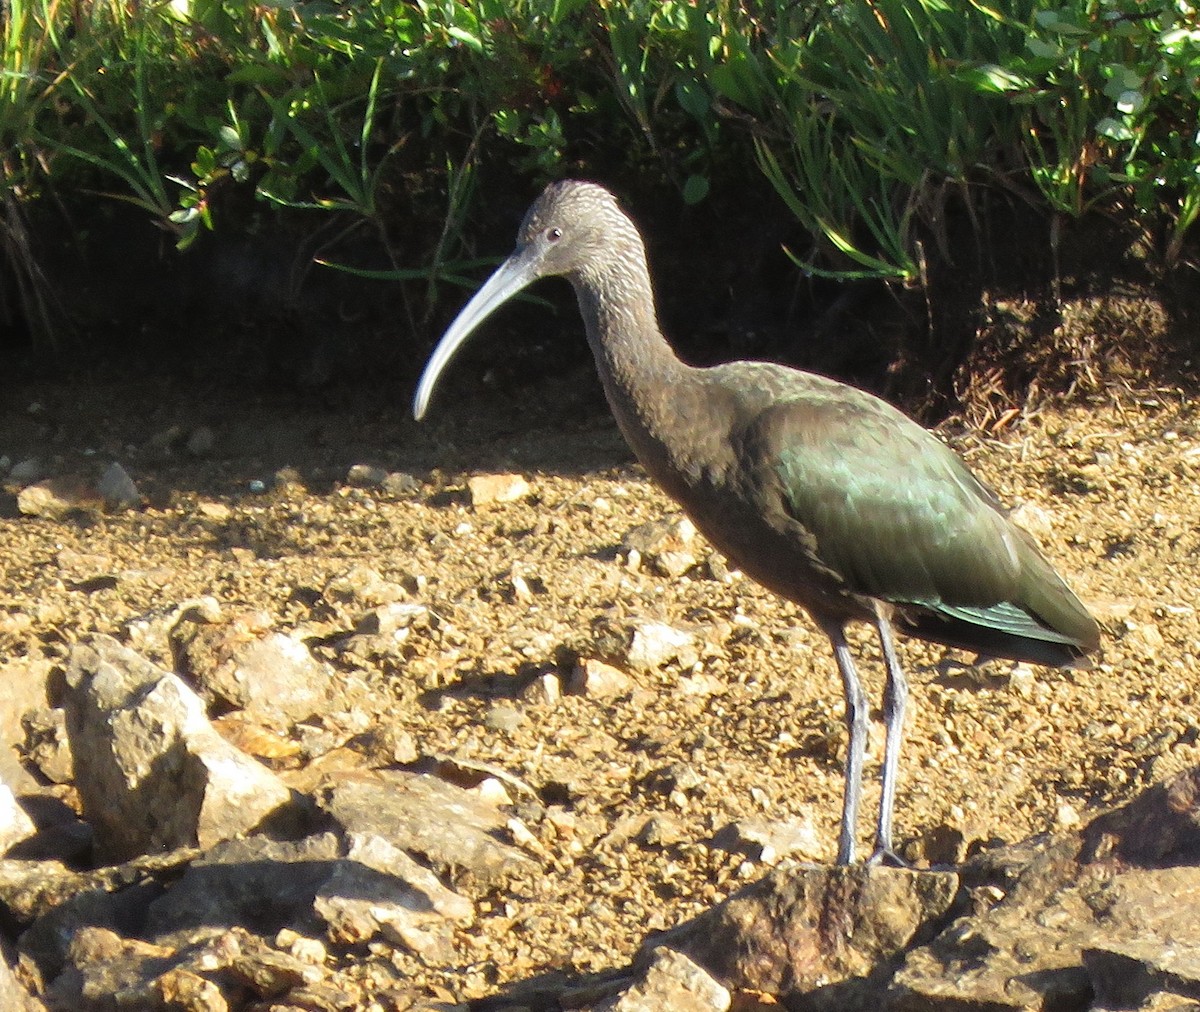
[546,227,563,243]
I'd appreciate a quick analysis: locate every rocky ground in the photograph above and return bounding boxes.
[1,371,1199,1010]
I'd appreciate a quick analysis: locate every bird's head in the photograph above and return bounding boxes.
[515,180,641,284]
[412,180,641,420]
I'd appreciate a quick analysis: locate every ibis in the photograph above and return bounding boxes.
[413,180,1100,864]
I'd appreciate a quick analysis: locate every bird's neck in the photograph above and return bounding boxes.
[573,262,691,417]
[570,263,711,482]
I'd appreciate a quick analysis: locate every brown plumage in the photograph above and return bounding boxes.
[414,180,1099,863]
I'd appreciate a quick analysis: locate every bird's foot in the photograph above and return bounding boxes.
[866,845,910,868]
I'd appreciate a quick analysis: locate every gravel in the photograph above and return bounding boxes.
[1,376,1198,1002]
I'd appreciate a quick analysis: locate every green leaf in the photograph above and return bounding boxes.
[956,63,1031,93]
[1097,117,1134,141]
[226,64,290,87]
[192,147,217,176]
[709,53,763,114]
[446,25,484,54]
[1116,90,1145,115]
[1102,65,1142,99]
[1026,38,1061,59]
[682,174,709,204]
[675,80,709,121]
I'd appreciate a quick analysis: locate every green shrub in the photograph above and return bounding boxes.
[1001,0,1200,264]
[694,0,1200,277]
[4,0,1199,351]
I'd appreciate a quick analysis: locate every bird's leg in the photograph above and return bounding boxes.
[870,612,909,866]
[824,621,868,865]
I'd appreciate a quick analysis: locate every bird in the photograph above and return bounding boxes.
[412,180,1100,864]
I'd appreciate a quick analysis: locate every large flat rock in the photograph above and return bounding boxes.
[62,636,295,861]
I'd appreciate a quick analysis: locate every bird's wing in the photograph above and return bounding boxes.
[740,392,1030,611]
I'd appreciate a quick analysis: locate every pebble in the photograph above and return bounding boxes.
[17,476,96,518]
[197,501,233,522]
[628,621,698,671]
[1056,802,1081,828]
[520,672,562,706]
[468,472,530,506]
[510,565,535,603]
[569,658,632,697]
[346,463,389,488]
[1008,501,1054,541]
[1124,620,1165,655]
[621,516,696,554]
[377,727,419,765]
[655,550,698,578]
[382,471,418,495]
[186,426,215,457]
[275,929,327,966]
[324,565,408,609]
[484,705,526,734]
[8,456,44,485]
[1009,663,1036,698]
[677,671,726,697]
[98,461,140,509]
[477,778,514,805]
[620,517,698,577]
[638,813,686,847]
[710,815,822,863]
[707,555,735,582]
[647,761,702,794]
[355,601,428,636]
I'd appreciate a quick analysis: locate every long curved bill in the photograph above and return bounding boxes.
[412,245,543,421]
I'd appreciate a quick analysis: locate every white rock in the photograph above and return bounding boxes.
[315,830,475,955]
[62,636,294,861]
[677,672,726,697]
[0,782,36,854]
[98,462,140,509]
[521,672,562,705]
[7,457,43,485]
[1009,501,1054,542]
[1056,803,1081,828]
[596,947,730,1011]
[711,815,823,864]
[628,621,698,671]
[317,770,537,888]
[467,472,530,506]
[570,658,632,697]
[17,477,95,519]
[346,463,388,488]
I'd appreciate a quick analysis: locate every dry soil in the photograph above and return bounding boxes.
[2,373,1198,1003]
